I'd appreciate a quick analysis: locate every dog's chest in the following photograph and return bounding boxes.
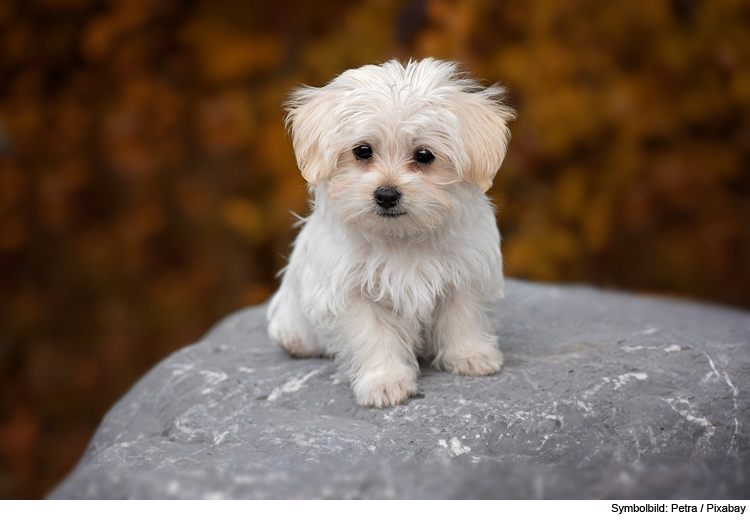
[356,245,450,316]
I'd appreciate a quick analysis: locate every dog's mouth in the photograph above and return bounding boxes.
[377,210,407,218]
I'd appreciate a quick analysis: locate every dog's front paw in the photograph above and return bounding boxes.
[353,373,418,408]
[440,344,503,376]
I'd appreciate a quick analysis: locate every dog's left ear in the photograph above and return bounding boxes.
[451,87,515,192]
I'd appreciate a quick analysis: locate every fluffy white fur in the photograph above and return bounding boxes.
[267,58,515,407]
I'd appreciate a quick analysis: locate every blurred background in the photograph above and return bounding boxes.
[0,0,749,499]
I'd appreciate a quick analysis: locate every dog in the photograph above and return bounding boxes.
[267,58,515,407]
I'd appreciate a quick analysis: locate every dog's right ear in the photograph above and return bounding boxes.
[285,86,337,186]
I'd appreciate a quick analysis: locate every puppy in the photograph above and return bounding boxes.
[267,58,514,407]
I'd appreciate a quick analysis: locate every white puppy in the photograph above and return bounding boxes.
[267,58,514,407]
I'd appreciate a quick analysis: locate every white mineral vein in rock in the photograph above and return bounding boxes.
[663,397,715,436]
[610,372,648,389]
[200,369,228,385]
[620,345,660,352]
[584,372,648,396]
[702,351,722,383]
[441,437,470,456]
[171,363,195,376]
[268,368,323,401]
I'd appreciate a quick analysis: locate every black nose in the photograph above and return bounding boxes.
[374,187,402,209]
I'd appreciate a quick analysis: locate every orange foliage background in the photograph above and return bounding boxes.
[1,0,749,498]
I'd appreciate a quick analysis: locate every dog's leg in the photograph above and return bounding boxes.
[431,287,503,376]
[333,297,420,407]
[267,281,320,358]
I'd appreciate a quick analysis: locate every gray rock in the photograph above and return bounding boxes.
[50,280,750,499]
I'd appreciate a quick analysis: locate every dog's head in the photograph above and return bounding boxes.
[286,59,515,237]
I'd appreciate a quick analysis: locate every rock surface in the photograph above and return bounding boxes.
[50,280,749,499]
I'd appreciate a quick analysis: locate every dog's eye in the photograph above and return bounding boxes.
[353,145,373,160]
[414,149,435,164]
